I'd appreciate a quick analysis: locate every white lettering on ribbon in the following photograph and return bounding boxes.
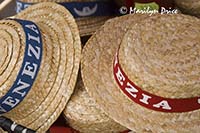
[74,4,98,17]
[139,93,152,105]
[27,33,40,43]
[116,67,125,86]
[27,44,41,60]
[113,51,200,112]
[2,97,20,108]
[25,24,39,34]
[16,2,22,13]
[22,62,38,79]
[198,98,200,104]
[12,79,30,97]
[125,82,139,98]
[0,20,42,114]
[153,100,172,110]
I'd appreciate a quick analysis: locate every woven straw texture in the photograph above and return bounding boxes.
[175,0,200,15]
[0,2,81,132]
[18,0,113,36]
[63,76,127,133]
[81,14,200,133]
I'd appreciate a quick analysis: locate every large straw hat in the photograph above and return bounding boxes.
[175,0,200,16]
[81,13,200,132]
[0,2,81,132]
[16,0,115,37]
[63,75,127,133]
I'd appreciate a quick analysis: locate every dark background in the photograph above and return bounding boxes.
[0,0,16,19]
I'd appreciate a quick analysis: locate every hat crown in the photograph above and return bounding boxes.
[0,19,45,116]
[118,14,200,99]
[0,20,25,99]
[0,38,8,68]
[0,2,81,132]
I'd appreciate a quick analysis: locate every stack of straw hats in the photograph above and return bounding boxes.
[81,13,200,132]
[0,2,81,132]
[15,0,116,36]
[63,76,127,133]
[175,0,200,16]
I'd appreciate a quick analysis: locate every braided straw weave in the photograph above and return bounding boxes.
[175,0,200,15]
[0,2,81,132]
[63,76,127,133]
[81,14,200,133]
[17,0,113,36]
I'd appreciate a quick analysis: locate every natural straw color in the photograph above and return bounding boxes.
[63,76,127,133]
[17,0,113,36]
[81,14,200,133]
[0,2,81,132]
[175,0,200,15]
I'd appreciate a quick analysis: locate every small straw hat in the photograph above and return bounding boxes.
[15,0,116,37]
[63,76,127,133]
[81,13,200,132]
[175,0,200,16]
[0,2,81,132]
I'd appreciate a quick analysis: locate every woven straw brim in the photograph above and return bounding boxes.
[0,2,81,132]
[63,75,127,133]
[17,0,113,36]
[175,0,200,15]
[81,14,200,132]
[76,16,112,37]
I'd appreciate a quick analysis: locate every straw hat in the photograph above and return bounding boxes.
[81,13,200,132]
[16,0,115,36]
[175,0,200,16]
[63,76,127,133]
[0,2,81,132]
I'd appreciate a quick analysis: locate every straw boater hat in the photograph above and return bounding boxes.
[175,0,200,16]
[81,13,200,132]
[0,2,81,132]
[15,0,115,36]
[63,76,127,133]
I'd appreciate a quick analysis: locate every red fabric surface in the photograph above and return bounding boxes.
[49,115,79,133]
[49,115,131,133]
[49,126,78,133]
